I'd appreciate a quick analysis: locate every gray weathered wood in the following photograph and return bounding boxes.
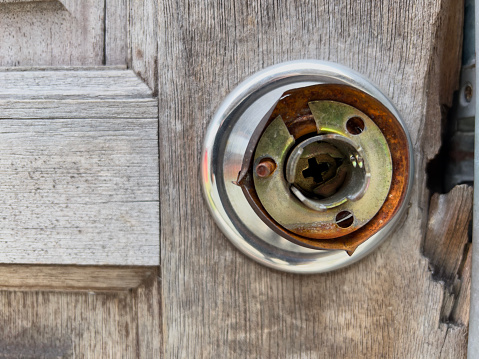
[0,270,161,357]
[0,0,55,3]
[105,0,128,65]
[0,0,472,357]
[0,69,152,99]
[424,185,473,326]
[0,67,158,119]
[128,0,158,92]
[0,69,158,266]
[0,117,159,265]
[0,0,129,68]
[0,0,104,66]
[0,1,161,357]
[158,0,470,357]
[0,265,156,291]
[0,99,158,119]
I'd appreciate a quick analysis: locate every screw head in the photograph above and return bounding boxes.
[202,60,414,271]
[464,84,473,102]
[255,158,276,177]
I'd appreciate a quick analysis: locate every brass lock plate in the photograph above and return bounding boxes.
[201,60,414,273]
[251,100,393,245]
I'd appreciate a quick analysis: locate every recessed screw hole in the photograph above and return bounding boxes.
[346,117,365,135]
[335,210,354,228]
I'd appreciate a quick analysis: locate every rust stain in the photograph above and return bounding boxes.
[238,84,410,253]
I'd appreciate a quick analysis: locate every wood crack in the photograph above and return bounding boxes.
[420,0,471,329]
[423,185,473,326]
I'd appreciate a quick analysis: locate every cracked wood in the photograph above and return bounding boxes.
[159,0,470,357]
[0,0,472,357]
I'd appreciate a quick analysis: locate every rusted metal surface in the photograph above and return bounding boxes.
[291,141,345,195]
[237,84,411,253]
[252,101,392,239]
[255,158,277,178]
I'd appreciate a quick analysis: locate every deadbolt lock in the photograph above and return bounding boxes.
[202,61,413,272]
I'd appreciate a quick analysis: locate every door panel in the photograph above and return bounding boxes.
[0,2,161,356]
[0,0,472,357]
[158,0,470,357]
[0,0,104,66]
[0,68,159,266]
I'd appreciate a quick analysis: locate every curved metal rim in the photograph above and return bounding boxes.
[201,59,415,274]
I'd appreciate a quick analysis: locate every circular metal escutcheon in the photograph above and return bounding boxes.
[201,60,414,273]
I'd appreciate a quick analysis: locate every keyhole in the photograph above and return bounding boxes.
[302,158,330,183]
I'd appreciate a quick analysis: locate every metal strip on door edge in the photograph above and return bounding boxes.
[468,0,478,357]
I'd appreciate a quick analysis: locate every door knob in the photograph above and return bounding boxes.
[201,60,414,273]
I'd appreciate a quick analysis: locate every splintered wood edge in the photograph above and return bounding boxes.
[423,185,473,325]
[0,265,158,292]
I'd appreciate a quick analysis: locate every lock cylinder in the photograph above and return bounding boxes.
[202,60,413,272]
[236,84,410,254]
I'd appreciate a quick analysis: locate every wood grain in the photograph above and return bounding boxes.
[0,119,158,265]
[128,0,158,92]
[0,0,129,68]
[0,270,161,358]
[0,69,159,266]
[0,99,158,119]
[0,0,104,67]
[423,185,473,326]
[0,0,56,3]
[0,0,471,356]
[158,0,469,357]
[0,265,156,292]
[105,0,128,65]
[0,3,161,357]
[0,69,152,99]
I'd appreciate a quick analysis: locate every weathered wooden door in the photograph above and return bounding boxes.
[0,0,472,357]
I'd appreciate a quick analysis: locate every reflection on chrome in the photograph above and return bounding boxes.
[201,60,414,274]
